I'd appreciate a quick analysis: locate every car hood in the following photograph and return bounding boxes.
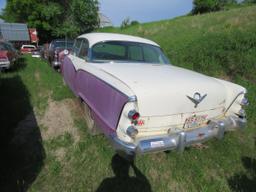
[95,63,229,116]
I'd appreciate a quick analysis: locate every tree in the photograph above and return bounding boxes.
[192,0,237,14]
[120,17,130,29]
[243,0,256,3]
[1,0,99,42]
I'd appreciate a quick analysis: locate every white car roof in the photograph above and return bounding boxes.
[78,32,160,47]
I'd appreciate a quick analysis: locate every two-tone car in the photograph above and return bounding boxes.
[61,32,248,158]
[46,39,74,69]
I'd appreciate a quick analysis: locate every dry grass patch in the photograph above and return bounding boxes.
[39,98,80,142]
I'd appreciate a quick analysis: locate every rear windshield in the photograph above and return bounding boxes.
[91,41,169,64]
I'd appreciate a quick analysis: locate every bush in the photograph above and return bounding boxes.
[130,20,140,26]
[192,0,237,14]
[192,0,222,14]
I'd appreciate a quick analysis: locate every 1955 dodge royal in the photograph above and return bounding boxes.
[61,33,248,157]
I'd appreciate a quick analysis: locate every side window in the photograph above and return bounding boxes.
[78,39,89,59]
[128,45,143,61]
[143,46,159,63]
[73,39,83,56]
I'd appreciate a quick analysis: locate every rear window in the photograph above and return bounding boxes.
[91,41,169,64]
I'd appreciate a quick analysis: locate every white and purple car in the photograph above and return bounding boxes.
[61,33,248,157]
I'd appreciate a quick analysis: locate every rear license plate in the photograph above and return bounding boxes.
[184,115,207,129]
[150,140,164,148]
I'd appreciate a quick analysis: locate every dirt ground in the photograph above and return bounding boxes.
[38,98,81,142]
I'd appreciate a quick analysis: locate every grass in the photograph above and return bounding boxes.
[0,5,256,192]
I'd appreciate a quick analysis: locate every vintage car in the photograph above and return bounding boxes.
[20,44,37,54]
[46,39,74,69]
[31,47,42,58]
[62,33,248,158]
[0,41,18,70]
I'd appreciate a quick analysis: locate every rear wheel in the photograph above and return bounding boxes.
[82,101,100,135]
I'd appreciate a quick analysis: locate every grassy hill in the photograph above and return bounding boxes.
[100,6,256,80]
[0,5,255,192]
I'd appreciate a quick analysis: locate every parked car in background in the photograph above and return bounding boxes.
[40,44,48,59]
[46,39,73,69]
[31,46,42,58]
[0,41,18,70]
[20,44,37,54]
[62,33,248,158]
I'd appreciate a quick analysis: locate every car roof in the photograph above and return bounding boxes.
[78,32,160,47]
[22,45,36,47]
[51,39,73,43]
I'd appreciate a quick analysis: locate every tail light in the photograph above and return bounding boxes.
[237,95,248,118]
[128,110,140,120]
[126,126,138,138]
[240,97,249,106]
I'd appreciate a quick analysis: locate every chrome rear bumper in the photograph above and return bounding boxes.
[0,61,11,69]
[110,116,246,156]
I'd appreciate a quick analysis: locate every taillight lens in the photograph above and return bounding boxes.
[240,97,249,106]
[128,110,140,120]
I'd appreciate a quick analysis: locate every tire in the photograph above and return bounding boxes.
[82,101,100,135]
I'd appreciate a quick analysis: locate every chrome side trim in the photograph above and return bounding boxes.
[128,95,137,102]
[225,91,245,113]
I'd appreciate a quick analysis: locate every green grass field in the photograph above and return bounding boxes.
[0,5,256,192]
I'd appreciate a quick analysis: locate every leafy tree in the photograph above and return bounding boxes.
[1,0,99,42]
[192,0,237,14]
[243,0,256,3]
[71,0,99,34]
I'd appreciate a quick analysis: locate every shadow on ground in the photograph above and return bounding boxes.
[0,75,45,192]
[96,154,152,192]
[228,137,256,192]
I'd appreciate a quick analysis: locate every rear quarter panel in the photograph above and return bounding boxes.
[62,57,129,135]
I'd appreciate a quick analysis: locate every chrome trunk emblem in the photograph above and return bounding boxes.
[187,92,207,108]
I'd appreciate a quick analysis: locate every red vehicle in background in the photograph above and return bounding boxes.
[0,41,18,70]
[20,44,37,54]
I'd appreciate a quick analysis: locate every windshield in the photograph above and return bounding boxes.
[54,41,73,49]
[91,41,170,64]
